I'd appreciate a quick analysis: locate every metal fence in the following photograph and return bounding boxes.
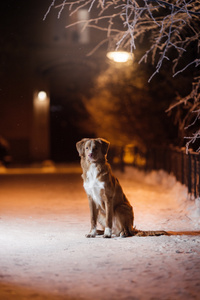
[145,146,200,198]
[110,145,200,199]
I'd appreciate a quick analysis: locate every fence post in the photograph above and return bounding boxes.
[165,147,171,174]
[153,148,157,170]
[198,153,200,198]
[193,153,197,198]
[120,146,125,173]
[181,148,185,185]
[188,151,192,195]
[145,149,151,172]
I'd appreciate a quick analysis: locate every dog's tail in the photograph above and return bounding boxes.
[132,230,200,237]
[97,228,200,237]
[131,229,168,237]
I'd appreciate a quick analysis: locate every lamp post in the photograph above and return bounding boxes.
[30,90,50,161]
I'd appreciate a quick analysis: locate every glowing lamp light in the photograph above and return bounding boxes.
[106,51,133,63]
[38,91,47,102]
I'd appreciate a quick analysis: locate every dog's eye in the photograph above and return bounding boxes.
[86,147,88,150]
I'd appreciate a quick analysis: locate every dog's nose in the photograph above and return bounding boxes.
[88,153,93,158]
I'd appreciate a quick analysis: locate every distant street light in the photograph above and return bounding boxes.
[31,90,50,161]
[106,51,133,63]
[38,91,47,102]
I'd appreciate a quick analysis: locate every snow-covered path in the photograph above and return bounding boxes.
[0,165,200,300]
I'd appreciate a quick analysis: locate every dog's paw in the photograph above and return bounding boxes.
[103,227,112,238]
[85,233,96,238]
[120,230,129,238]
[85,229,96,238]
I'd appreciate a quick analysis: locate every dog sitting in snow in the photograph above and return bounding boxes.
[76,138,167,238]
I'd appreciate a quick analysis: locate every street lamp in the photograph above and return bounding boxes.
[106,51,133,63]
[31,90,50,161]
[38,91,47,102]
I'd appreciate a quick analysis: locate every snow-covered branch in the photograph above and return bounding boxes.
[167,76,200,151]
[44,0,200,150]
[44,0,200,79]
[185,129,200,153]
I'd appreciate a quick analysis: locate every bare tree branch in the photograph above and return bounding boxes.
[44,0,200,150]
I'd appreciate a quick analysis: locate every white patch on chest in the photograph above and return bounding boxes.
[83,163,105,207]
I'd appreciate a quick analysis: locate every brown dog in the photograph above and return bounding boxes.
[76,138,167,238]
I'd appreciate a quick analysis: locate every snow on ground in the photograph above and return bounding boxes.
[0,164,200,300]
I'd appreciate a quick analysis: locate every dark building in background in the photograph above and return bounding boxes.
[0,1,107,163]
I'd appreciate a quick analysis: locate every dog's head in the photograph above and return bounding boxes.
[76,138,110,163]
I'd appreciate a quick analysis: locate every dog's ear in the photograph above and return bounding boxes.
[96,138,110,155]
[76,138,89,157]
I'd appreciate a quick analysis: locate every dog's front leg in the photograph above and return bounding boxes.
[104,198,113,238]
[86,196,99,238]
